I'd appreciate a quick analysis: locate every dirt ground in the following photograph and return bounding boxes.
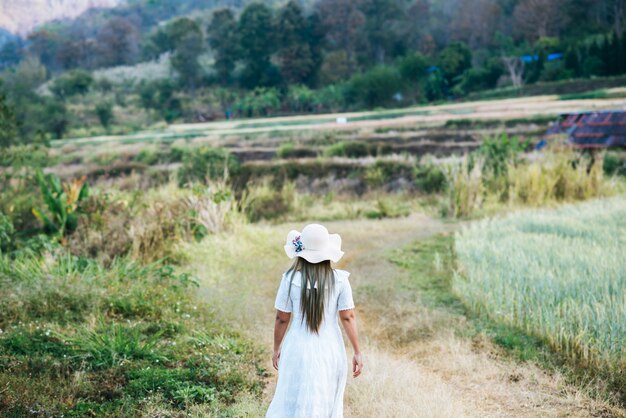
[185,214,624,417]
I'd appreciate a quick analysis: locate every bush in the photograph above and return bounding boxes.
[414,163,447,194]
[345,66,404,108]
[603,151,626,176]
[444,155,484,218]
[95,101,114,130]
[50,69,94,99]
[0,213,14,252]
[325,141,371,158]
[32,170,89,237]
[241,180,295,222]
[177,147,239,186]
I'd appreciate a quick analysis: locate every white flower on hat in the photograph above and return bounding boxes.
[284,224,344,263]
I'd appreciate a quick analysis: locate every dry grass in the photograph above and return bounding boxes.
[182,213,623,416]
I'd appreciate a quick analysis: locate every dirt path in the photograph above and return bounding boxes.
[186,215,621,417]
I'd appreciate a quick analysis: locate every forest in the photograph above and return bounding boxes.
[1,0,626,143]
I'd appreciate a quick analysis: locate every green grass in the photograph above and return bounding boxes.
[0,251,265,416]
[454,196,626,404]
[390,230,625,407]
[559,88,626,101]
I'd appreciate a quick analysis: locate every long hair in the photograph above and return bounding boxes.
[285,257,335,334]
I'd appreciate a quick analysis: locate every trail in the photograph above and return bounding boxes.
[185,214,621,417]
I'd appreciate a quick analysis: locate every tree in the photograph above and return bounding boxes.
[27,30,62,70]
[50,69,93,99]
[501,56,525,88]
[0,92,18,147]
[449,0,502,49]
[437,42,472,84]
[358,0,406,65]
[274,1,321,86]
[95,101,114,131]
[138,80,182,123]
[513,0,568,41]
[167,18,205,88]
[96,17,140,67]
[0,40,22,70]
[344,65,404,108]
[317,0,365,72]
[40,99,70,139]
[398,52,429,85]
[238,3,279,88]
[207,9,239,84]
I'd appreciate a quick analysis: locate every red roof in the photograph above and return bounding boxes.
[545,111,626,148]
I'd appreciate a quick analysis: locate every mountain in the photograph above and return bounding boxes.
[0,0,124,36]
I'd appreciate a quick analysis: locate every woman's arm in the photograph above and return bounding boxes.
[272,309,291,370]
[339,308,363,377]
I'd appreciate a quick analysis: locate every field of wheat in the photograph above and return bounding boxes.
[454,196,626,375]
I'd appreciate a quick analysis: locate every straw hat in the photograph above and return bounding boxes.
[284,224,344,263]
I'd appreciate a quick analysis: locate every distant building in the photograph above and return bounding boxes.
[544,111,626,148]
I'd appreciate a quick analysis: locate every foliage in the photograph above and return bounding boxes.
[454,197,626,396]
[476,134,528,197]
[345,65,404,108]
[237,2,279,88]
[138,80,182,122]
[444,146,620,218]
[207,8,238,84]
[0,251,264,415]
[444,155,484,218]
[177,147,239,186]
[234,88,281,117]
[50,69,94,98]
[240,179,295,222]
[32,170,89,237]
[0,91,18,147]
[325,141,371,158]
[414,163,447,194]
[166,18,205,88]
[0,213,14,252]
[95,101,114,130]
[437,42,472,84]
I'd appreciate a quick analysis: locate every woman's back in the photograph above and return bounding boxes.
[267,224,362,418]
[275,269,355,337]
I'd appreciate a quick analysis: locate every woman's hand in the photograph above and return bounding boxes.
[272,350,281,370]
[352,352,363,377]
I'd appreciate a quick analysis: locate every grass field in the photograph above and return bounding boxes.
[2,87,626,415]
[454,196,626,402]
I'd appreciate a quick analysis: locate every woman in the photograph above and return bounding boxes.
[266,224,363,418]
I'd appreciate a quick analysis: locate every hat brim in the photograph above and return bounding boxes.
[284,232,344,263]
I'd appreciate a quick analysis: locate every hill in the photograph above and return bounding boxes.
[0,0,123,36]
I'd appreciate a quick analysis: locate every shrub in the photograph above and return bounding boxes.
[0,91,18,147]
[508,149,615,206]
[325,141,371,158]
[241,180,295,222]
[0,144,50,168]
[414,163,447,194]
[177,147,239,186]
[50,69,94,98]
[0,213,14,252]
[603,151,626,176]
[32,170,89,237]
[345,66,404,108]
[445,155,484,218]
[95,101,114,130]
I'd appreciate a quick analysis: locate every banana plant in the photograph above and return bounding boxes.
[32,169,89,237]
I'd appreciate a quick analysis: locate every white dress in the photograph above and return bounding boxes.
[266,269,355,418]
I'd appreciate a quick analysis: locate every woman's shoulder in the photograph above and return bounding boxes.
[333,269,350,282]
